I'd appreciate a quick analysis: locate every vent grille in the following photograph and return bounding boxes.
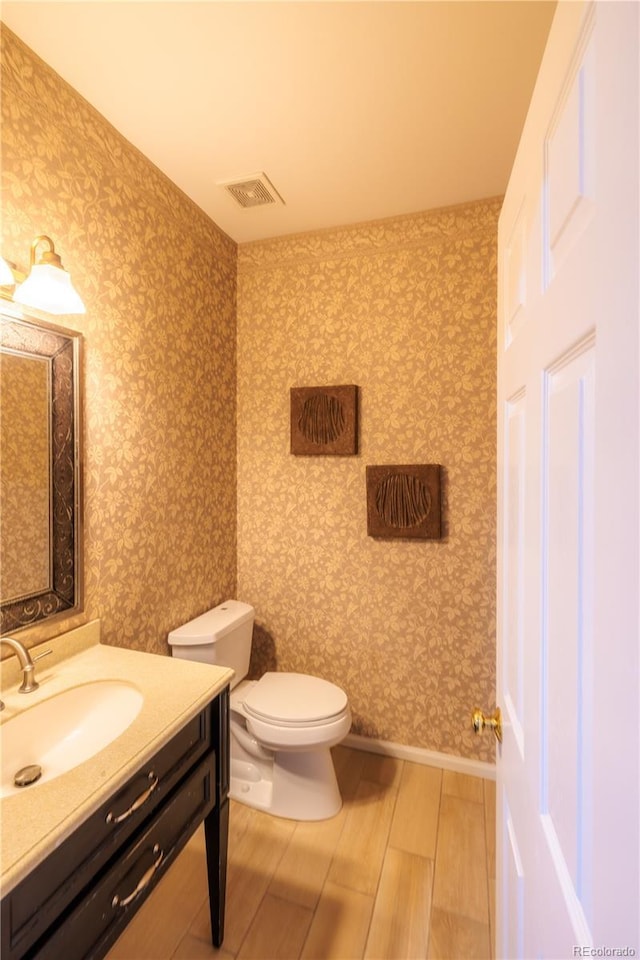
[219,172,284,209]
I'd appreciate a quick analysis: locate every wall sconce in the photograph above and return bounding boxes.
[2,235,85,315]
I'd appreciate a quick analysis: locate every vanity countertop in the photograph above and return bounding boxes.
[0,621,233,895]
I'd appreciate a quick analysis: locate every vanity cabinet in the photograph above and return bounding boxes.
[1,685,230,960]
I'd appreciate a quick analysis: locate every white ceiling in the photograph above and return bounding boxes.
[1,1,556,244]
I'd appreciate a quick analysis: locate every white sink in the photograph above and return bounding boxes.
[0,680,143,797]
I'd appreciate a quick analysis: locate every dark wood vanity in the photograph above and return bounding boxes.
[0,686,230,960]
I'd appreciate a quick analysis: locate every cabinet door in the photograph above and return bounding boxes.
[34,755,216,960]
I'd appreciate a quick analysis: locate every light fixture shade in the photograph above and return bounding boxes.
[0,256,15,286]
[15,262,86,315]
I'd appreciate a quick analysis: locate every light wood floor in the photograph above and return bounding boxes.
[107,746,496,960]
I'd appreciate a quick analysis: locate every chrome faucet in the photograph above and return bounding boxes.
[0,636,52,703]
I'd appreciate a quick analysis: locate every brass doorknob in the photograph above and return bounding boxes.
[471,706,502,743]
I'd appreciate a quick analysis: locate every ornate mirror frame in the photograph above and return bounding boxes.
[0,307,83,633]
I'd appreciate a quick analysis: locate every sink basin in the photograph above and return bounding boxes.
[0,680,143,797]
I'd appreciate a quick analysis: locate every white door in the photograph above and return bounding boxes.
[497,2,639,958]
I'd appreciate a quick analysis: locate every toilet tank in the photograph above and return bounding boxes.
[168,600,254,688]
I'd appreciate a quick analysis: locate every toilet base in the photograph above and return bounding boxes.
[230,758,274,811]
[229,747,342,821]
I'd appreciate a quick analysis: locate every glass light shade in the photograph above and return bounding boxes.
[0,256,15,286]
[14,262,86,315]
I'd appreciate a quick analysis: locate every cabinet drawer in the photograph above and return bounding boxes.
[33,754,216,960]
[2,707,212,960]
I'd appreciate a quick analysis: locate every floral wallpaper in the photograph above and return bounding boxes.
[1,27,237,651]
[237,198,499,761]
[1,25,497,762]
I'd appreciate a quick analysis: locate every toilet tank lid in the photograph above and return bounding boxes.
[168,600,254,646]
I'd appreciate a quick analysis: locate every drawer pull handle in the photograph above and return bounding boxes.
[111,844,164,909]
[106,772,159,825]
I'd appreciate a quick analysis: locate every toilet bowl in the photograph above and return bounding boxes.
[168,601,351,820]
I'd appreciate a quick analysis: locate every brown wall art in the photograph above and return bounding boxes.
[366,464,442,539]
[290,385,358,455]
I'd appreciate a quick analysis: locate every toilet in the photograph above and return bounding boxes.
[168,600,351,820]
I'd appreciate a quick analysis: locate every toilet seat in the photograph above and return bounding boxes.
[243,672,348,727]
[231,673,352,752]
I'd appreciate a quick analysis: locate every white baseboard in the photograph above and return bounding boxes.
[343,732,496,781]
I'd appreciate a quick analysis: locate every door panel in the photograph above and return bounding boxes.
[542,340,594,911]
[497,3,639,957]
[503,389,526,757]
[544,25,595,285]
[504,802,525,958]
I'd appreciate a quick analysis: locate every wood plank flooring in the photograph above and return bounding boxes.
[106,746,496,960]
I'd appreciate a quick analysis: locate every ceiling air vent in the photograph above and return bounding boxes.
[219,172,285,209]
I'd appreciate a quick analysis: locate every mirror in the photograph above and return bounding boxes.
[0,307,83,633]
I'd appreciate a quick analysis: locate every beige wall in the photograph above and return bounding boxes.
[237,199,499,761]
[2,27,497,761]
[1,28,238,652]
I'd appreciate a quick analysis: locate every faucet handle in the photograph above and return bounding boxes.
[18,648,52,694]
[1,637,52,695]
[33,649,53,664]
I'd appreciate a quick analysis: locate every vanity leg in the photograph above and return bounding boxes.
[204,797,229,947]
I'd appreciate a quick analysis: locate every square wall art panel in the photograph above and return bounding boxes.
[366,464,442,539]
[290,384,358,455]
